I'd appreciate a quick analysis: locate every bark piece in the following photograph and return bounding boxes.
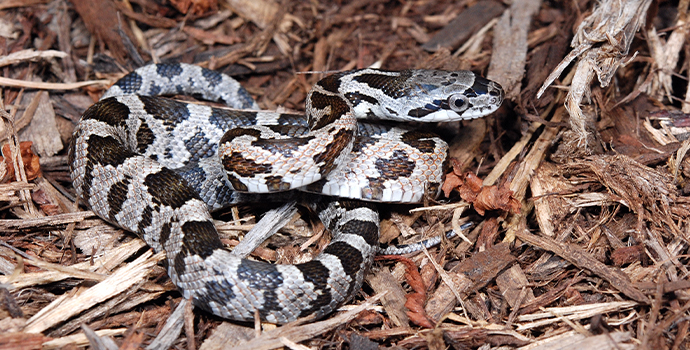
[422,1,505,52]
[425,242,515,321]
[18,91,62,157]
[530,162,576,237]
[69,0,137,64]
[366,267,409,327]
[496,264,535,309]
[516,230,649,304]
[487,0,542,99]
[0,332,48,350]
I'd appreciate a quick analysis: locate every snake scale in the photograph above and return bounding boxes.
[69,63,503,323]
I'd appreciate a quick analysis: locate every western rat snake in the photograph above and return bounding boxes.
[69,63,503,323]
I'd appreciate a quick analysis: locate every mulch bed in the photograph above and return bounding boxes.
[0,0,688,349]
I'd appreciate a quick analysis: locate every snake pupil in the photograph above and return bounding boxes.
[450,95,469,112]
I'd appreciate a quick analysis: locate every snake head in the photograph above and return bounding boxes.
[338,69,503,122]
[402,70,504,122]
[405,70,504,122]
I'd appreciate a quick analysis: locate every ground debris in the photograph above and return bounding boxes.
[1,0,690,348]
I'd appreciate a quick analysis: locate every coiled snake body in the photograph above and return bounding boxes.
[69,63,503,323]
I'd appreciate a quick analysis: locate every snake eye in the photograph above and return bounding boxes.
[449,94,469,113]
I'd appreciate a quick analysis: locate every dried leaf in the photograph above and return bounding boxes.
[443,170,519,215]
[441,170,464,198]
[0,141,41,182]
[474,184,521,216]
[169,0,217,15]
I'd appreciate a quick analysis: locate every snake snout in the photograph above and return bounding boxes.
[487,81,505,106]
[472,77,504,107]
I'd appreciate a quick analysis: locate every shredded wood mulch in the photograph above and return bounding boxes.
[1,0,689,349]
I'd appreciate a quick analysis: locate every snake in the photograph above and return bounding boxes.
[69,63,503,323]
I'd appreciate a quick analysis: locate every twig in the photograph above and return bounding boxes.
[0,77,110,90]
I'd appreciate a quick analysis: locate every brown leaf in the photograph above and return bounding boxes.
[443,170,519,216]
[441,170,464,198]
[0,141,41,183]
[473,184,520,216]
[169,0,217,15]
[456,172,483,203]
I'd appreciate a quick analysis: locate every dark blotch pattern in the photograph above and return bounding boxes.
[408,99,445,118]
[385,107,398,116]
[339,219,378,246]
[362,149,417,200]
[199,279,236,308]
[407,108,433,118]
[222,151,273,177]
[316,74,342,94]
[183,131,216,162]
[157,63,183,78]
[312,128,354,175]
[82,98,131,128]
[401,131,438,153]
[148,84,162,96]
[323,241,363,294]
[251,134,313,158]
[463,90,478,98]
[140,96,191,125]
[137,205,154,236]
[356,122,394,137]
[266,124,310,138]
[235,87,256,108]
[136,121,155,153]
[353,71,412,99]
[86,135,136,168]
[174,163,208,193]
[303,179,325,194]
[201,67,223,87]
[295,260,333,318]
[277,113,308,127]
[113,71,143,93]
[209,108,257,130]
[264,175,290,191]
[80,163,95,200]
[180,221,223,259]
[159,222,172,248]
[219,127,260,145]
[73,63,470,323]
[375,149,415,180]
[351,136,377,154]
[226,173,248,191]
[107,177,131,221]
[144,168,199,209]
[309,91,350,129]
[237,259,284,315]
[344,92,378,107]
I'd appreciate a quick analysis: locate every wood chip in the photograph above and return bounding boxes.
[422,1,505,52]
